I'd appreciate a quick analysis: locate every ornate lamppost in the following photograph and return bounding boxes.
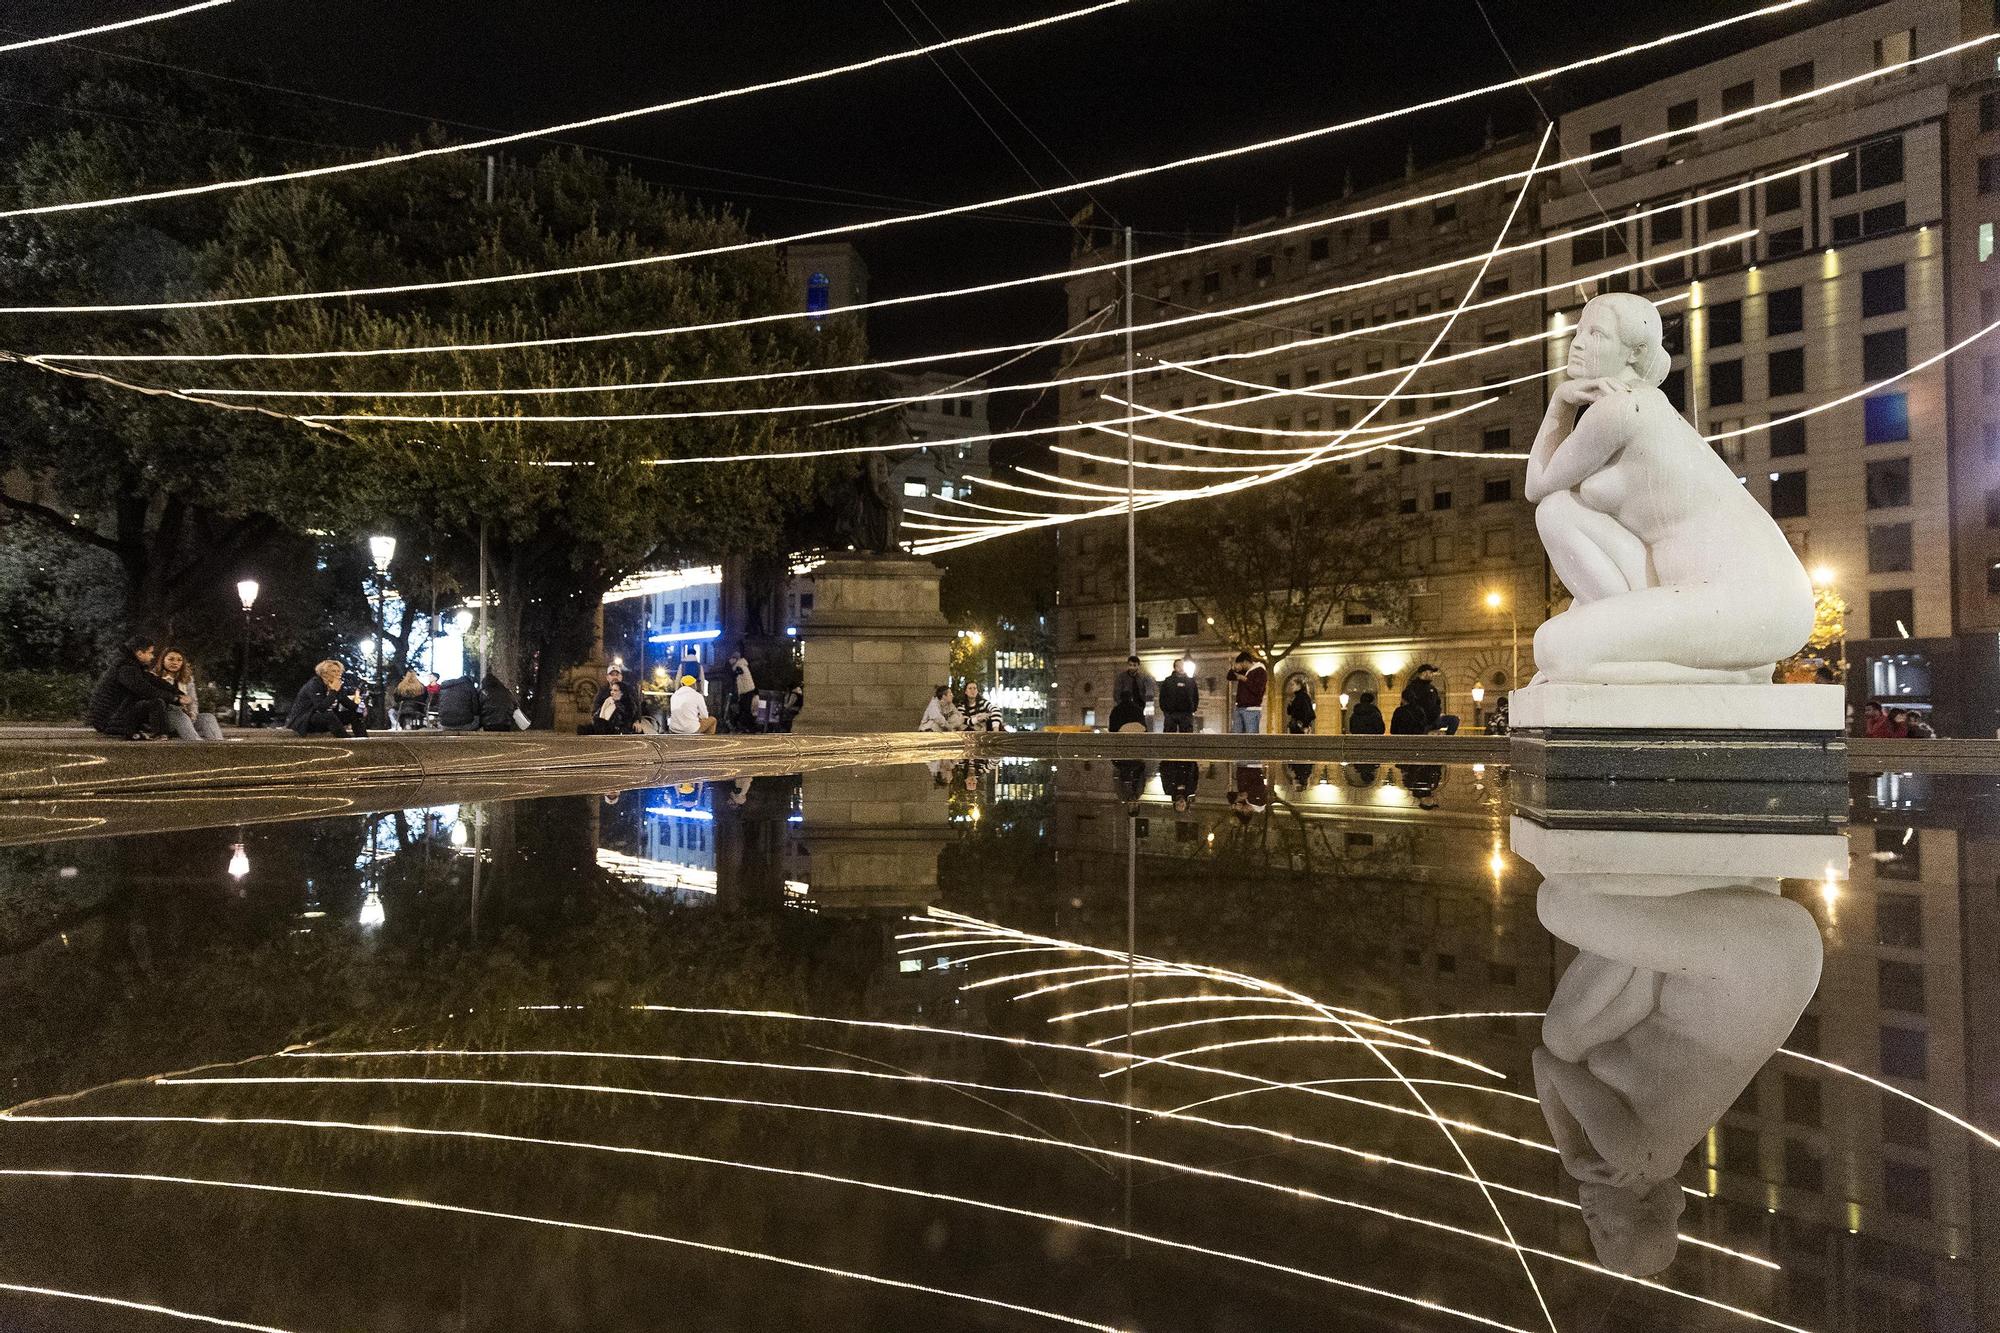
[234,578,260,726]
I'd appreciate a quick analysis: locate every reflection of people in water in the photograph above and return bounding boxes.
[1287,761,1316,791]
[1530,863,1823,1276]
[1396,763,1444,810]
[1225,763,1269,823]
[1111,758,1150,812]
[1342,762,1380,788]
[1160,759,1199,813]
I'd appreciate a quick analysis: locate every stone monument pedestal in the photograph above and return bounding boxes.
[793,555,951,735]
[1509,682,1846,831]
[800,766,953,912]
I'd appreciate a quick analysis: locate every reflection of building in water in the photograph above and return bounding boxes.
[800,767,953,913]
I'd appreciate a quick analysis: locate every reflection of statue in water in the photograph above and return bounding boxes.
[1526,293,1814,684]
[1527,849,1822,1276]
[831,453,900,553]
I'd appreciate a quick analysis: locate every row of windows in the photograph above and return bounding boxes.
[1706,326,1908,408]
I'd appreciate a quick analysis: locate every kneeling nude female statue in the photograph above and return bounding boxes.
[1526,293,1814,685]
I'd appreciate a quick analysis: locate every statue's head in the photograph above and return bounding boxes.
[1578,1178,1686,1276]
[1569,293,1671,387]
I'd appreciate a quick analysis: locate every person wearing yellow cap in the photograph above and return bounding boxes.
[667,671,712,735]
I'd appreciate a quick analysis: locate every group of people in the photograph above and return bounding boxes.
[1106,653,1463,737]
[1861,701,1937,739]
[84,636,226,741]
[584,666,721,736]
[918,681,1002,732]
[282,662,525,738]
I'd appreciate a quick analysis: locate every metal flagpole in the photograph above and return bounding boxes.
[1124,225,1137,662]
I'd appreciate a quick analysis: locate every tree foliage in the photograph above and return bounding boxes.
[1131,469,1415,668]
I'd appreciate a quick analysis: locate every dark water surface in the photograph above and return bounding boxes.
[1,757,1994,1332]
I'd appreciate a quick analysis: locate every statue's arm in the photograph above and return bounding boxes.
[1533,394,1640,497]
[1524,393,1574,501]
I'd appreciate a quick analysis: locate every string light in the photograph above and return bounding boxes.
[0,0,1132,222]
[0,1281,292,1332]
[1085,1013,1417,1048]
[0,1166,1127,1332]
[0,1,233,55]
[8,4,1811,317]
[1100,1034,1507,1079]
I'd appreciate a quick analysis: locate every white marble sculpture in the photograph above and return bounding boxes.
[1525,293,1816,685]
[1530,859,1823,1275]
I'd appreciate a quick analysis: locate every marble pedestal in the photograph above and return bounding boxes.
[1509,683,1846,830]
[800,766,953,911]
[793,555,951,735]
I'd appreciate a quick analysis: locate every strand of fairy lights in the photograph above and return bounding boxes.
[0,1167,1128,1333]
[0,1,233,55]
[0,1281,293,1332]
[1087,1013,1419,1049]
[0,1114,1536,1333]
[5,3,1812,311]
[0,0,1131,223]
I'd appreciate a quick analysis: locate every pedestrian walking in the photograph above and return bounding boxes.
[727,650,758,732]
[84,635,182,740]
[1158,663,1199,734]
[1346,690,1385,735]
[1226,651,1267,734]
[919,684,963,732]
[1285,681,1316,734]
[285,660,368,738]
[154,648,226,741]
[583,665,640,735]
[667,673,713,735]
[1110,655,1155,732]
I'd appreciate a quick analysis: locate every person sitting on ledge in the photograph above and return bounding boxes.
[960,681,1001,732]
[918,684,962,732]
[1345,690,1385,735]
[666,673,713,735]
[84,635,182,740]
[391,670,430,729]
[154,647,225,741]
[436,675,481,731]
[284,660,368,738]
[478,673,524,731]
[1525,292,1814,685]
[582,666,639,735]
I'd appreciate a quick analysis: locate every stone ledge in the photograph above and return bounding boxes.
[1511,682,1844,731]
[1510,816,1849,879]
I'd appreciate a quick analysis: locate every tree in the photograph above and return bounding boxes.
[1131,469,1415,669]
[0,68,870,719]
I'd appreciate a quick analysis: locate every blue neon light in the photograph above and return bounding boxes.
[647,627,722,644]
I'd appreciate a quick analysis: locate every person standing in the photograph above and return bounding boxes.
[1285,681,1316,734]
[154,648,226,741]
[667,673,712,735]
[1158,663,1199,734]
[1346,690,1385,735]
[84,635,181,740]
[727,649,758,732]
[1226,651,1267,734]
[1110,655,1154,732]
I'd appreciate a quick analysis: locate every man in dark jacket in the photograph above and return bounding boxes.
[1406,663,1461,735]
[1110,655,1155,731]
[1389,690,1429,735]
[1157,662,1199,734]
[84,635,181,739]
[284,660,367,738]
[479,674,523,731]
[1285,682,1316,734]
[582,667,639,735]
[1345,690,1386,735]
[437,676,481,730]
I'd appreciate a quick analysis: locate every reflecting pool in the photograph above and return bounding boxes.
[1,757,1993,1331]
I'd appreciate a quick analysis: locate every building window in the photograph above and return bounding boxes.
[1721,79,1755,114]
[1134,615,1150,640]
[1866,458,1912,509]
[1782,1073,1822,1127]
[1662,367,1686,411]
[1860,265,1906,318]
[1768,226,1806,257]
[1252,254,1273,281]
[1666,98,1698,144]
[1433,200,1458,226]
[1877,893,1922,946]
[1588,124,1623,158]
[1482,478,1512,504]
[1778,61,1815,98]
[1482,427,1512,452]
[1368,217,1391,244]
[1309,236,1329,262]
[1864,393,1910,443]
[1765,175,1802,214]
[1201,270,1219,295]
[1707,299,1743,347]
[1882,1090,1930,1148]
[1833,201,1907,242]
[1768,418,1806,457]
[1769,470,1807,518]
[1769,347,1806,397]
[1173,611,1199,636]
[1868,522,1914,573]
[1710,359,1745,405]
[1707,192,1741,230]
[1479,276,1510,299]
[1784,1140,1825,1193]
[1873,29,1915,70]
[1870,588,1916,639]
[1878,958,1926,1014]
[1986,91,2000,134]
[1880,1027,1928,1080]
[1828,137,1904,197]
[804,271,831,313]
[1433,489,1453,511]
[1863,329,1908,381]
[1883,1162,1932,1219]
[1766,287,1804,337]
[902,481,927,497]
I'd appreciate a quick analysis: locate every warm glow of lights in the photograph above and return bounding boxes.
[226,844,250,880]
[235,579,259,611]
[1483,591,1504,610]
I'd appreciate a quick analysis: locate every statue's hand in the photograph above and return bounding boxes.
[1556,377,1630,407]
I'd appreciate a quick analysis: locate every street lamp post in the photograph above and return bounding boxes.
[234,578,260,727]
[1470,684,1486,731]
[368,535,397,728]
[1484,589,1519,691]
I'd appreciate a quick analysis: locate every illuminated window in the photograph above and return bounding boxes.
[805,271,831,314]
[902,481,926,497]
[1864,393,1910,443]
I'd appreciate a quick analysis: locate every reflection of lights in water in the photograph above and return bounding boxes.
[0,1167,1124,1333]
[357,890,385,930]
[1050,993,1327,1023]
[1101,1033,1506,1080]
[0,1279,298,1332]
[1086,1013,1417,1049]
[643,806,714,822]
[594,849,718,896]
[1,1114,1552,1333]
[449,822,469,847]
[227,844,250,880]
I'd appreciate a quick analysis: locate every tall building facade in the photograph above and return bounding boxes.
[1544,0,1977,729]
[1052,142,1554,731]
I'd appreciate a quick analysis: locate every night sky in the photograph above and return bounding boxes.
[2,0,1880,421]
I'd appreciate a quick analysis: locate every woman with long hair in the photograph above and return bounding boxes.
[154,647,226,741]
